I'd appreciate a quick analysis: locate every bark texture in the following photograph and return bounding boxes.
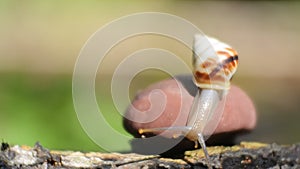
[1,142,299,169]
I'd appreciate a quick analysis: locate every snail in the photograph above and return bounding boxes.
[138,34,239,169]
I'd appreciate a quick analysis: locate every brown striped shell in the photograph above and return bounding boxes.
[193,35,238,90]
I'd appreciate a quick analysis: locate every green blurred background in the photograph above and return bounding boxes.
[1,0,300,152]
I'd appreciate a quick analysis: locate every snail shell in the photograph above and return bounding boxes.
[192,35,238,91]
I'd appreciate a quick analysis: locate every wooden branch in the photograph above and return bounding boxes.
[1,142,299,168]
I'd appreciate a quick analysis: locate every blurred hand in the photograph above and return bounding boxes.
[123,75,256,141]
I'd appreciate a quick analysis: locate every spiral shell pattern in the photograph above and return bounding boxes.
[193,35,238,90]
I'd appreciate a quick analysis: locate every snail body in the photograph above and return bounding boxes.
[185,35,238,169]
[186,35,239,141]
[139,34,239,169]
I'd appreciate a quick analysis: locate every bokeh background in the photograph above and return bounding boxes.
[1,0,300,152]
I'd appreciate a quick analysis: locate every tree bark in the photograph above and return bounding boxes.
[1,142,299,169]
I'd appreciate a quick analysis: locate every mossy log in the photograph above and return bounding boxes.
[1,142,299,169]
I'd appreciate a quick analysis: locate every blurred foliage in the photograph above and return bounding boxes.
[0,71,171,152]
[0,73,100,151]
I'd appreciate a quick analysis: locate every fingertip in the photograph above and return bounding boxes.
[124,77,257,138]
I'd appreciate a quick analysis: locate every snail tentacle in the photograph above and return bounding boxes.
[198,133,213,169]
